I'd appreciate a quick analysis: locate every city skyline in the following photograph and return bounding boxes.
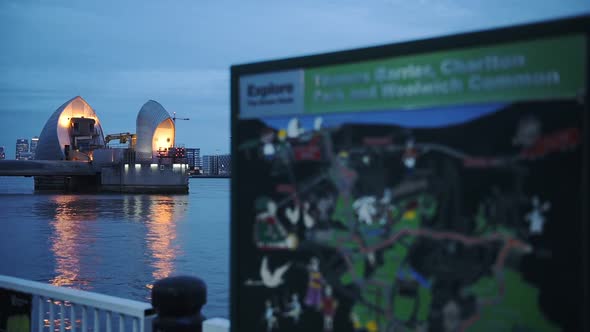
[1,0,588,159]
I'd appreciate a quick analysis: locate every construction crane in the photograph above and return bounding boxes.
[104,132,136,149]
[105,132,134,144]
[173,112,189,122]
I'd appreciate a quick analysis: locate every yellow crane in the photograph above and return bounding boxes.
[105,132,136,148]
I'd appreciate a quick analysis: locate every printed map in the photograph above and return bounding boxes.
[236,100,583,332]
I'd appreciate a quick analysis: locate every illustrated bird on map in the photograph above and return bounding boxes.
[245,256,291,288]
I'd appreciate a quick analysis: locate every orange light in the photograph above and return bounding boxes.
[59,116,71,127]
[147,196,179,281]
[49,196,95,288]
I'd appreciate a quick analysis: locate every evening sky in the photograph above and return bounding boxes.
[0,0,588,158]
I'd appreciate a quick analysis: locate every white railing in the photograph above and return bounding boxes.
[0,275,230,332]
[0,275,154,332]
[203,318,230,332]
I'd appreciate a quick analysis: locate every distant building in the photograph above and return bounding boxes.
[202,155,218,175]
[202,154,231,176]
[30,136,39,158]
[0,146,5,160]
[186,148,201,170]
[16,138,30,160]
[218,154,231,175]
[18,152,34,160]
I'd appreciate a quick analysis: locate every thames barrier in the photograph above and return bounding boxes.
[0,96,189,193]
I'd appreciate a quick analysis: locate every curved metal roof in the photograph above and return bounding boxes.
[136,100,175,159]
[35,96,105,160]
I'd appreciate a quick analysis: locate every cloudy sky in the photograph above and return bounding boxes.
[0,0,588,158]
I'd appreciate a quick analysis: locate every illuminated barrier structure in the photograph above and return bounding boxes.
[0,97,189,193]
[35,96,106,162]
[136,100,176,162]
[34,96,106,191]
[98,100,189,193]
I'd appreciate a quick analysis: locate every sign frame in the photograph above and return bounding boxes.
[230,15,589,332]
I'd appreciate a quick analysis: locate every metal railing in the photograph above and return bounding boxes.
[0,275,154,332]
[0,275,230,332]
[203,318,230,332]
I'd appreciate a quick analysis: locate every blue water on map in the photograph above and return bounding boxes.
[0,177,229,319]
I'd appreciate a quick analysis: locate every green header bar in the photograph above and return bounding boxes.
[304,35,586,114]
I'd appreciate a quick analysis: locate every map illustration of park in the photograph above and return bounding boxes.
[236,100,584,332]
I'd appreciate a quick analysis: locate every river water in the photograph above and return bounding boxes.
[0,177,229,319]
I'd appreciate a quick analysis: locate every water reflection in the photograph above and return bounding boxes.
[2,178,228,318]
[48,195,97,288]
[140,195,188,285]
[33,194,188,292]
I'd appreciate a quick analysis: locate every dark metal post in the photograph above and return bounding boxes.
[151,276,207,332]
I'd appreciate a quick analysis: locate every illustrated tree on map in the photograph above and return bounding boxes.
[300,132,561,332]
[324,161,438,332]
